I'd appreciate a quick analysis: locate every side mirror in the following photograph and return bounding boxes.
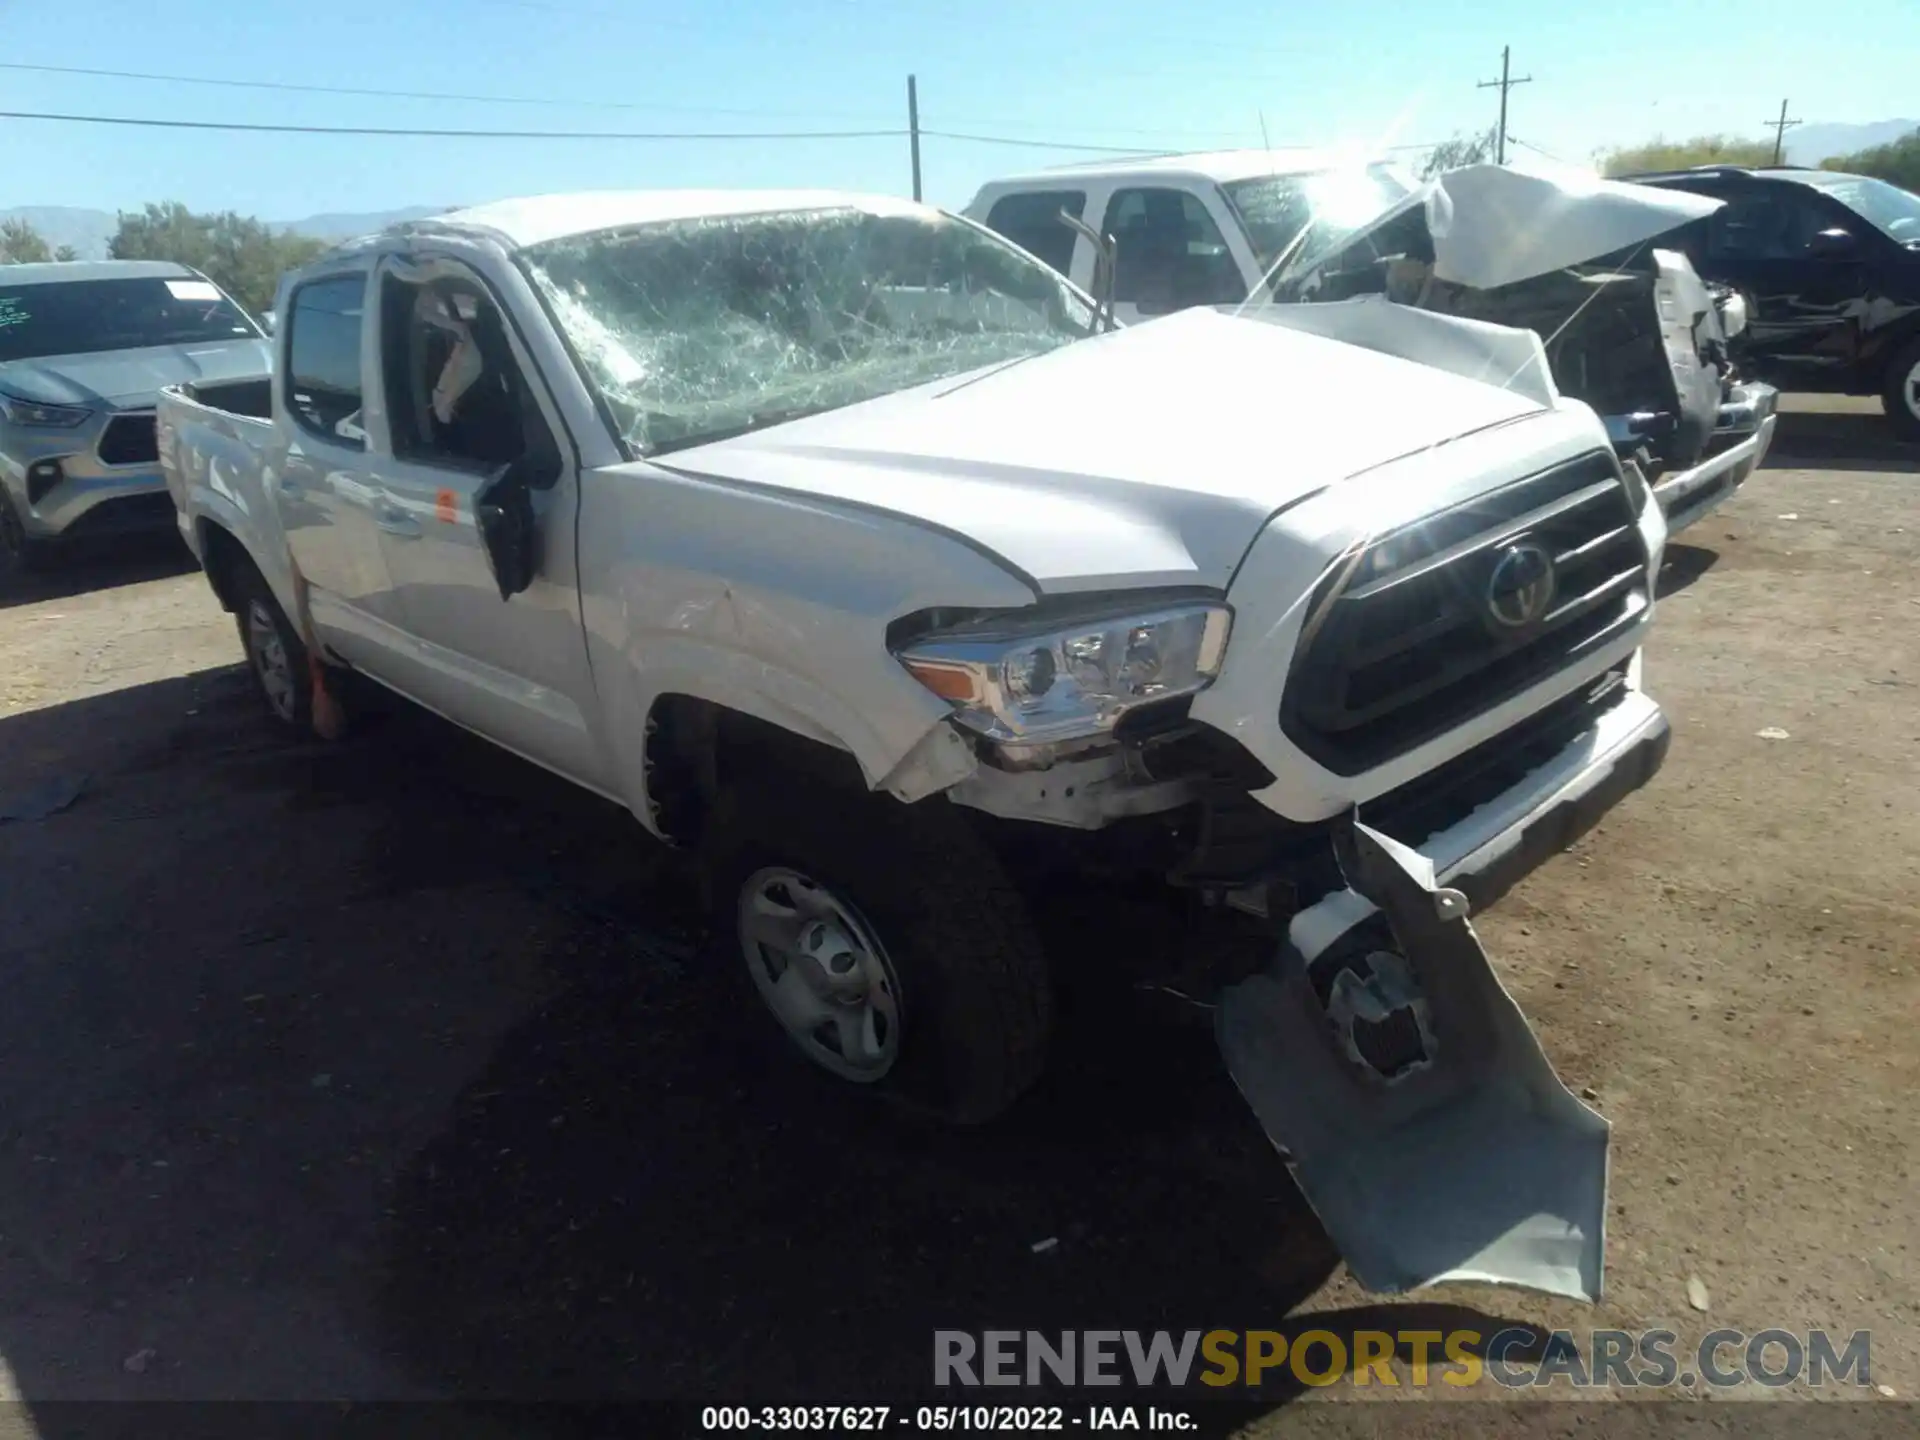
[259,310,276,335]
[475,457,541,601]
[1809,227,1857,258]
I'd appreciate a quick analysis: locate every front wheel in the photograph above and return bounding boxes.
[0,493,48,578]
[1882,336,1920,442]
[701,778,1054,1125]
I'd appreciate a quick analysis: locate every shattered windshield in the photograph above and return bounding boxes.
[520,206,1096,455]
[1804,174,1920,244]
[1221,166,1416,279]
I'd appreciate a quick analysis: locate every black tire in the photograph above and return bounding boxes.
[700,776,1053,1125]
[1883,335,1920,442]
[0,492,48,577]
[232,561,315,734]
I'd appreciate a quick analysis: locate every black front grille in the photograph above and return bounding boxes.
[1281,449,1648,775]
[97,412,159,466]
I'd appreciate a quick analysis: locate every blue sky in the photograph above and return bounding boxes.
[2,0,1912,219]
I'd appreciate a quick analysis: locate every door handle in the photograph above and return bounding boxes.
[376,504,421,539]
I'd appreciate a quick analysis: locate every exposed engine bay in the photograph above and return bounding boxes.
[1282,218,1742,479]
[1268,163,1767,488]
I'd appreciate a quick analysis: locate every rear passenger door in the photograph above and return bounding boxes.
[1099,185,1251,325]
[275,270,409,669]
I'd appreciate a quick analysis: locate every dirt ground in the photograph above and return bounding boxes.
[0,398,1914,1430]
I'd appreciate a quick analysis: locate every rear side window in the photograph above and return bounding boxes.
[983,190,1087,278]
[286,274,367,449]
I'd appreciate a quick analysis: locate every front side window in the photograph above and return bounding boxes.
[0,276,259,364]
[379,274,553,476]
[286,274,368,448]
[1103,187,1244,312]
[520,205,1095,455]
[983,189,1088,278]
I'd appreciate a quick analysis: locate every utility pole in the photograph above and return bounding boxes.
[907,74,923,202]
[1766,98,1801,166]
[1476,46,1532,165]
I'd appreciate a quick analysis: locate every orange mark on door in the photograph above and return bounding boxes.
[435,487,457,523]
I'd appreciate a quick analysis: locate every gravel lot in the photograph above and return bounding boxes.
[0,399,1914,1427]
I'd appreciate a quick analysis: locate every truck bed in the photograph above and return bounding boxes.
[157,381,298,629]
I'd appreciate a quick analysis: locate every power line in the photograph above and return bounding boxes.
[0,109,906,140]
[0,61,897,123]
[0,59,1266,144]
[922,129,1175,156]
[0,107,1257,156]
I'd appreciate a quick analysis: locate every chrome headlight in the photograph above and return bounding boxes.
[896,601,1232,744]
[0,393,92,428]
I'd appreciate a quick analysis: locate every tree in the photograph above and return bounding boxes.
[0,218,54,264]
[1420,129,1496,180]
[1597,135,1774,177]
[1821,126,1920,191]
[53,245,78,263]
[109,201,329,314]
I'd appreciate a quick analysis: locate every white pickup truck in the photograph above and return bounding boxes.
[161,189,1674,1301]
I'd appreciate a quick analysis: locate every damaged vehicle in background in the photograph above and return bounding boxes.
[162,189,1673,1304]
[967,155,1778,535]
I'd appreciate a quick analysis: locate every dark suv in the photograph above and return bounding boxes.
[1627,165,1920,439]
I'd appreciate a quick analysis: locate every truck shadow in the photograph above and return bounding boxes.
[0,671,1541,1418]
[1762,407,1920,474]
[0,533,197,612]
[1656,543,1719,600]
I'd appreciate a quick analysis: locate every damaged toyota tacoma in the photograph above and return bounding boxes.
[159,190,1673,1304]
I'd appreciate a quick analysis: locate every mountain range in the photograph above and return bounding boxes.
[0,205,455,261]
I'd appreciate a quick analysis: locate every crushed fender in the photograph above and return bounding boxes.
[1216,814,1608,1301]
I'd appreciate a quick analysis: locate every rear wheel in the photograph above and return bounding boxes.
[701,776,1053,1125]
[1883,336,1920,442]
[233,563,314,734]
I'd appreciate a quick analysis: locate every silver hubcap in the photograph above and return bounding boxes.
[247,599,297,721]
[1904,359,1920,421]
[737,867,902,1082]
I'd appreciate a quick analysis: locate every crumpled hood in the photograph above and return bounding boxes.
[0,338,271,410]
[1287,160,1726,294]
[658,306,1547,594]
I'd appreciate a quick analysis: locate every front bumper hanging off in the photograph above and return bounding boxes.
[1215,814,1610,1302]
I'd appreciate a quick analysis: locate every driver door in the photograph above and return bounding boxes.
[362,256,606,790]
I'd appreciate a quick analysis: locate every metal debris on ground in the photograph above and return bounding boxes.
[1687,1275,1710,1311]
[1756,727,1791,741]
[0,772,88,823]
[1030,1237,1059,1254]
